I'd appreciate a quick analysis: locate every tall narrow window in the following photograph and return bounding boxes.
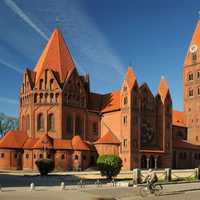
[75,116,82,135]
[26,115,30,130]
[37,113,44,131]
[39,79,43,90]
[189,88,193,97]
[48,113,55,131]
[124,96,128,105]
[188,72,193,81]
[197,71,200,79]
[50,79,54,90]
[66,115,73,133]
[198,87,200,96]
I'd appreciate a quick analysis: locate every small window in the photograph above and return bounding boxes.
[1,153,4,158]
[189,88,193,97]
[123,96,128,105]
[123,116,127,125]
[188,72,193,81]
[14,153,17,159]
[197,71,200,79]
[196,136,199,141]
[192,53,197,62]
[48,113,55,131]
[39,154,43,159]
[33,154,36,159]
[61,154,65,160]
[26,154,29,159]
[39,79,43,90]
[74,155,78,160]
[123,139,128,147]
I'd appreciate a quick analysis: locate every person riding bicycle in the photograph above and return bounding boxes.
[144,169,158,193]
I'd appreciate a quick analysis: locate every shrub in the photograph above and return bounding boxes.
[97,155,122,179]
[35,158,55,176]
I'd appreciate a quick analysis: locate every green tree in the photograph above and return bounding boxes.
[35,158,55,176]
[97,155,122,179]
[0,113,18,137]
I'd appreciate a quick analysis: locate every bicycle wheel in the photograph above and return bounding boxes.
[154,184,163,196]
[139,187,149,197]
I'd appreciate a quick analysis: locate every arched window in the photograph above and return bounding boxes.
[37,113,44,131]
[26,115,30,130]
[66,115,73,133]
[39,79,43,90]
[75,116,82,135]
[50,93,54,103]
[48,113,55,131]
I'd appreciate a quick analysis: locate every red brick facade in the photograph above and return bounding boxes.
[1,22,200,171]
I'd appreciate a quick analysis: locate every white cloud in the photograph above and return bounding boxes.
[0,58,23,73]
[47,1,125,76]
[3,0,48,40]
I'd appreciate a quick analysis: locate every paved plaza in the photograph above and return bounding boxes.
[0,181,200,200]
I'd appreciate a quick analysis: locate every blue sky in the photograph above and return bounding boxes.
[0,0,200,117]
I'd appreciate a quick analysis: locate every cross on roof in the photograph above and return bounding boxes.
[55,16,63,28]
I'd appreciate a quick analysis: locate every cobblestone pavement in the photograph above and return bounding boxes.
[0,183,200,200]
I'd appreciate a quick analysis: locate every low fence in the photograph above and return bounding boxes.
[133,168,200,184]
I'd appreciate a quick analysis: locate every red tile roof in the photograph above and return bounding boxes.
[23,138,38,149]
[54,139,72,150]
[34,28,75,83]
[101,91,120,113]
[72,135,90,151]
[95,131,120,145]
[173,140,200,150]
[33,134,53,149]
[172,110,186,127]
[0,130,28,149]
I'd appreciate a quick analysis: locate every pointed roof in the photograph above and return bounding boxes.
[34,28,75,83]
[33,134,53,149]
[124,66,137,89]
[95,131,120,145]
[184,20,200,66]
[157,76,170,103]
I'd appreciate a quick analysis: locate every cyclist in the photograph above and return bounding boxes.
[144,169,158,193]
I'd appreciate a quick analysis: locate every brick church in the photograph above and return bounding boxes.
[1,20,200,171]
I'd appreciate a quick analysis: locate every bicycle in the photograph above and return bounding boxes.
[139,182,163,197]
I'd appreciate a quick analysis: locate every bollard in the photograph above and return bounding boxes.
[165,168,171,182]
[60,182,65,191]
[133,168,141,185]
[195,168,200,180]
[0,184,2,192]
[30,182,35,191]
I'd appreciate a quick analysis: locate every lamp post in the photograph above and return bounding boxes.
[42,140,49,159]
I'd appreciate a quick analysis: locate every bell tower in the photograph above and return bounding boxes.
[183,20,200,144]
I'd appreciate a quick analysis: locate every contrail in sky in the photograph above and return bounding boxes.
[0,97,18,105]
[4,0,48,40]
[0,58,23,73]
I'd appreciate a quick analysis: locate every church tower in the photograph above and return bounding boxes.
[183,20,200,144]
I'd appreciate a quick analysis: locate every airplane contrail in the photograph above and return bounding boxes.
[0,58,23,73]
[4,0,48,40]
[0,97,18,105]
